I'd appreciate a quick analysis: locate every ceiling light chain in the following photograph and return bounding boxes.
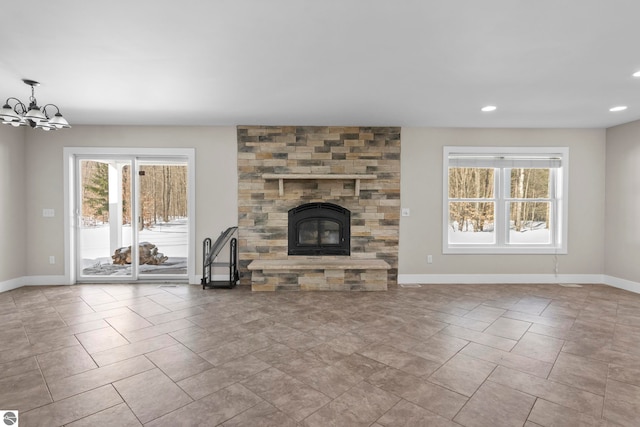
[0,79,70,131]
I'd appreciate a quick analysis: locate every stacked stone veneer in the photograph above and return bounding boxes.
[237,126,400,290]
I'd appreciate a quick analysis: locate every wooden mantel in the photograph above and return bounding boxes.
[262,173,377,196]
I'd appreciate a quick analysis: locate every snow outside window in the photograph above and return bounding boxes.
[443,147,568,254]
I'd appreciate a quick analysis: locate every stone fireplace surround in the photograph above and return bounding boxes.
[237,126,400,291]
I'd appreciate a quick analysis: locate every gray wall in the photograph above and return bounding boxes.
[0,126,27,282]
[1,123,632,285]
[24,125,238,278]
[605,119,640,283]
[399,127,607,277]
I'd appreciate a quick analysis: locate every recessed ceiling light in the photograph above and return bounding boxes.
[609,106,628,112]
[481,105,497,112]
[633,70,640,77]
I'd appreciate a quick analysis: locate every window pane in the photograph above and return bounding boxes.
[509,168,550,198]
[448,202,495,244]
[448,168,494,198]
[509,202,551,244]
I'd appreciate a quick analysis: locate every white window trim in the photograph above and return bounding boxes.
[442,146,569,255]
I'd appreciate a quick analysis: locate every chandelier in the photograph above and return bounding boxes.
[0,79,70,130]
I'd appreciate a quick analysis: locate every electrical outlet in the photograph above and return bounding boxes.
[49,256,55,264]
[401,208,410,217]
[427,255,433,264]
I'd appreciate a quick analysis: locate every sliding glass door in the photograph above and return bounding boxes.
[75,154,191,282]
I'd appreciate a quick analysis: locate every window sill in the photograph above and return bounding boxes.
[444,246,567,255]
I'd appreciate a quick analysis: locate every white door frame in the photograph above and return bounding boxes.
[63,147,196,284]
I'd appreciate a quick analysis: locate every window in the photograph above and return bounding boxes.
[443,146,568,254]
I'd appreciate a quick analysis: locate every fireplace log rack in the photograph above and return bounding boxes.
[201,226,239,289]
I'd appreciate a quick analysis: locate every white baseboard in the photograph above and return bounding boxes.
[0,275,68,293]
[398,273,640,295]
[602,275,640,294]
[24,275,70,286]
[5,273,639,295]
[397,273,604,285]
[0,277,26,293]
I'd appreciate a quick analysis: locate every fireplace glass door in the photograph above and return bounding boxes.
[288,202,350,255]
[298,219,340,246]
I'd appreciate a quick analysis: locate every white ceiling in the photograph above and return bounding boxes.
[2,0,640,128]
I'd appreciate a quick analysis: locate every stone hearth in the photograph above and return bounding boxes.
[237,126,400,291]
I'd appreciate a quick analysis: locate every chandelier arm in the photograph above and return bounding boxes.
[3,98,27,115]
[42,104,61,119]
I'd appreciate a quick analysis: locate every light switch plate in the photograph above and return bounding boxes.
[401,208,410,217]
[42,209,55,217]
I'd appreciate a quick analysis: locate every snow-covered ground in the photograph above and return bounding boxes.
[80,218,188,276]
[448,224,551,245]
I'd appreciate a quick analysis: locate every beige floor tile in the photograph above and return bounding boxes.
[0,356,39,380]
[91,333,178,366]
[178,354,270,400]
[146,343,213,381]
[113,368,192,424]
[369,367,469,419]
[0,334,79,364]
[276,355,363,398]
[460,342,552,378]
[3,283,640,427]
[441,324,517,352]
[424,311,491,331]
[75,326,129,354]
[253,343,305,364]
[303,381,400,427]
[464,305,506,323]
[407,332,469,364]
[484,317,532,340]
[489,365,603,418]
[120,318,195,342]
[146,383,262,427]
[548,352,608,395]
[377,399,461,427]
[20,385,122,427]
[221,400,298,427]
[199,333,273,366]
[241,367,331,421]
[145,306,207,325]
[454,381,536,427]
[105,312,153,333]
[48,354,155,400]
[428,353,497,397]
[528,398,602,427]
[359,343,441,377]
[37,345,97,381]
[65,402,142,427]
[503,310,575,329]
[0,370,52,413]
[512,332,565,363]
[608,364,640,387]
[333,353,387,379]
[603,379,640,427]
[510,296,552,315]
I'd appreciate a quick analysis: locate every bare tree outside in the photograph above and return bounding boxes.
[81,162,188,228]
[449,166,551,237]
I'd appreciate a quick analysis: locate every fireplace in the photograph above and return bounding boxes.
[288,202,350,256]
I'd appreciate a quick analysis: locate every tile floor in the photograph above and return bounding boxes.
[1,282,639,426]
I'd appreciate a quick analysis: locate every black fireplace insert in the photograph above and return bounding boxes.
[288,202,350,256]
